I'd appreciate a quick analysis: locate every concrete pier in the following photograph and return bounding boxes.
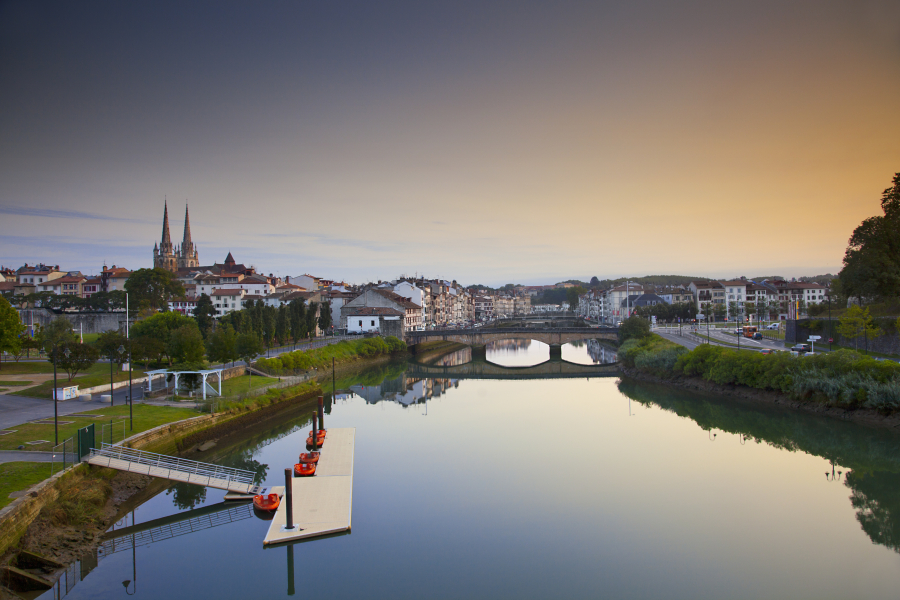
[262,427,355,546]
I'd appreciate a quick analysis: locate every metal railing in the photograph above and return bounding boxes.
[88,442,259,493]
[100,420,126,446]
[50,436,78,475]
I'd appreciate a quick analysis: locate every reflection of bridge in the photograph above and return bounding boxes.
[407,327,618,360]
[407,358,619,380]
[100,502,254,556]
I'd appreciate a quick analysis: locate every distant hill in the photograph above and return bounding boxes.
[590,275,710,290]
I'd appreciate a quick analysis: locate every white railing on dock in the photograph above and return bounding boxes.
[87,443,261,494]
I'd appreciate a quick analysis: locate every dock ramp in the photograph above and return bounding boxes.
[87,443,262,494]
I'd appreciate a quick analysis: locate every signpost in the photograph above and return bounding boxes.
[808,335,821,353]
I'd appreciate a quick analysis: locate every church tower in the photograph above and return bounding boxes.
[152,201,178,271]
[178,203,199,269]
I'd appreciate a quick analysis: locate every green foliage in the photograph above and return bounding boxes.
[838,305,882,350]
[619,334,686,375]
[124,267,185,312]
[38,317,77,354]
[169,324,206,365]
[236,330,264,364]
[566,286,587,311]
[95,330,128,360]
[256,337,407,375]
[207,323,239,365]
[839,172,900,302]
[193,294,216,339]
[634,301,696,322]
[618,316,651,344]
[131,311,201,365]
[0,295,25,367]
[56,342,100,381]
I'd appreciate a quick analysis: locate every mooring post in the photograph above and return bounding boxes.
[311,412,318,451]
[318,395,324,431]
[284,468,294,530]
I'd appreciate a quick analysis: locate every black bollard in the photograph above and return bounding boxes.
[311,412,318,451]
[318,395,324,431]
[284,468,294,530]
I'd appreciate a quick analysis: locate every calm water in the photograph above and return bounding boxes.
[44,342,900,599]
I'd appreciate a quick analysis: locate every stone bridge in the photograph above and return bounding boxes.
[407,327,619,360]
[406,358,620,380]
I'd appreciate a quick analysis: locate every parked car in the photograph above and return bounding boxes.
[759,349,774,355]
[766,324,780,330]
[791,344,811,353]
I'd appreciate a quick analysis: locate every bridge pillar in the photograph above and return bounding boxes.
[470,345,487,362]
[548,345,562,361]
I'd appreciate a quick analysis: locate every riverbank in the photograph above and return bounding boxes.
[619,332,900,430]
[0,379,324,585]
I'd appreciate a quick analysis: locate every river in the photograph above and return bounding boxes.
[39,341,900,599]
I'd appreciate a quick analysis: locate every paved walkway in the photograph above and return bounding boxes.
[0,450,55,464]
[0,394,113,430]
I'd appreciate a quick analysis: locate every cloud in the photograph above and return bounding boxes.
[0,206,150,224]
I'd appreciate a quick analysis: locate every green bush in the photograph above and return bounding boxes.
[620,334,687,375]
[255,337,407,376]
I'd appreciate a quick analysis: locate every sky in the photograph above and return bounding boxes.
[1,0,898,286]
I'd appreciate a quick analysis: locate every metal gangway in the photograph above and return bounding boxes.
[87,443,262,494]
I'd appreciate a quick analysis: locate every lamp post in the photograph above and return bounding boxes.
[109,348,115,407]
[827,292,832,351]
[119,344,132,431]
[51,345,71,446]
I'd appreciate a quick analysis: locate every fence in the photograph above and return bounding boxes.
[100,419,127,446]
[50,436,78,476]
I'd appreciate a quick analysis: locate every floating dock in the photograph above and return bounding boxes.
[262,427,355,546]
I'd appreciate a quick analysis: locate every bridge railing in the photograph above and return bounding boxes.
[89,443,258,491]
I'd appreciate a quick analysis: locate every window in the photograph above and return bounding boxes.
[371,320,375,326]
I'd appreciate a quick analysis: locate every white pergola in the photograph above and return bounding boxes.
[145,368,224,399]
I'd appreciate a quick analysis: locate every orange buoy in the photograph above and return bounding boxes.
[253,492,280,512]
[308,429,327,438]
[306,435,325,448]
[294,462,317,477]
[297,452,320,464]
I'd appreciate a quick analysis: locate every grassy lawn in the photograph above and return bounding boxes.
[0,462,53,509]
[220,375,279,398]
[19,363,147,399]
[0,361,55,375]
[0,380,31,386]
[0,404,200,451]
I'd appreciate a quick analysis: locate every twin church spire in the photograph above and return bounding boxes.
[153,200,199,272]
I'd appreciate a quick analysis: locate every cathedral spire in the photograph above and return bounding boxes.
[182,202,193,252]
[161,200,172,248]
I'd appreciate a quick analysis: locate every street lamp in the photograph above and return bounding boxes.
[52,345,71,446]
[119,344,132,431]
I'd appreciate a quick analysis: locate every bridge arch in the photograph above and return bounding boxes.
[406,327,619,361]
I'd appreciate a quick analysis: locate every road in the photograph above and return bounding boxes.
[653,325,790,352]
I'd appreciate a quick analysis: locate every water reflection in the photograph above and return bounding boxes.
[32,354,900,600]
[617,377,900,555]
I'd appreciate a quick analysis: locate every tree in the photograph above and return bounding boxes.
[132,336,166,367]
[236,331,264,392]
[124,268,185,312]
[837,305,881,350]
[566,286,587,313]
[193,294,216,339]
[96,331,128,361]
[131,311,198,365]
[0,296,25,369]
[839,172,900,302]
[618,316,650,343]
[317,302,333,335]
[589,276,600,287]
[306,302,319,337]
[275,306,289,345]
[38,317,77,356]
[168,324,206,365]
[207,323,238,366]
[57,342,99,381]
[289,299,307,341]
